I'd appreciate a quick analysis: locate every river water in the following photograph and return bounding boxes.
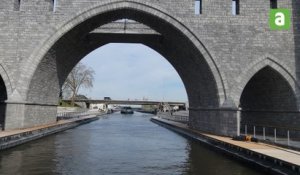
[0,112,263,175]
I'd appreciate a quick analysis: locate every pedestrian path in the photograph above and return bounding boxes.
[0,115,97,138]
[153,116,300,167]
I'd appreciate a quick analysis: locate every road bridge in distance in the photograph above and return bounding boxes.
[63,99,186,108]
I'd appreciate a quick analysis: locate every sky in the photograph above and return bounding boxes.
[78,43,188,102]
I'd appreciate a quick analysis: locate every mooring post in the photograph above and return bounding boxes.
[287,130,290,146]
[237,108,241,136]
[274,128,277,143]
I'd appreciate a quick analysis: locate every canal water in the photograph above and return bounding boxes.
[0,112,263,175]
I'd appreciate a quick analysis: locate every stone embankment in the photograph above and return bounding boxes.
[0,115,102,150]
[151,117,300,175]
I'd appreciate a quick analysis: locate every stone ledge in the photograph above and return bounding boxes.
[0,115,100,150]
[151,117,300,175]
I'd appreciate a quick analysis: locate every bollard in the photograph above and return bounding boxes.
[245,125,247,135]
[253,126,256,137]
[263,127,266,140]
[237,109,241,136]
[287,130,290,146]
[274,128,277,143]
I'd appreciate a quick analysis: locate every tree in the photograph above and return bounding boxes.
[62,62,95,106]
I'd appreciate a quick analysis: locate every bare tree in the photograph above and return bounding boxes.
[62,63,95,106]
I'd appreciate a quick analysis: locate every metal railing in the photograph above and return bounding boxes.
[241,123,300,149]
[56,109,104,121]
[157,111,189,123]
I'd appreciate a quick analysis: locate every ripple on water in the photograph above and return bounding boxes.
[0,112,263,175]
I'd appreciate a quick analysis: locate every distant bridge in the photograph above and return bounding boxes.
[63,99,186,107]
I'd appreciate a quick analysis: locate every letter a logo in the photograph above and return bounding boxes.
[275,12,285,26]
[270,9,291,30]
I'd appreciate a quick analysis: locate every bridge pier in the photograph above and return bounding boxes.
[4,102,57,130]
[4,102,25,130]
[189,107,238,137]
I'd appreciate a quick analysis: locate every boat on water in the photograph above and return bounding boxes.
[121,106,134,114]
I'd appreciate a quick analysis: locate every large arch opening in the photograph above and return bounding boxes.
[239,66,299,136]
[25,9,221,107]
[14,1,237,136]
[0,75,7,130]
[76,43,188,102]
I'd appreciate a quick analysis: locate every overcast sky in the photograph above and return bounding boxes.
[79,43,188,102]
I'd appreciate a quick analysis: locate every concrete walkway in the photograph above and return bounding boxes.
[0,115,98,139]
[152,116,300,167]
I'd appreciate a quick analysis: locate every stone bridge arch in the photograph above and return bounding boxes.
[232,55,300,133]
[21,0,228,106]
[7,0,242,136]
[0,64,13,98]
[231,55,300,108]
[0,64,12,130]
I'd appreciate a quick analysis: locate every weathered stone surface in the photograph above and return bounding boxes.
[0,0,298,136]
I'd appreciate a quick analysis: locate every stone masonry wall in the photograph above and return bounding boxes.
[0,0,298,135]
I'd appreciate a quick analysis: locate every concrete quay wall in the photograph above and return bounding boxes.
[151,117,300,175]
[0,116,99,150]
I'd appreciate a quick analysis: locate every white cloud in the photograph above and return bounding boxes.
[79,43,188,102]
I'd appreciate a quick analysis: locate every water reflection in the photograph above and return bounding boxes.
[0,135,57,175]
[185,140,262,175]
[0,113,263,175]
